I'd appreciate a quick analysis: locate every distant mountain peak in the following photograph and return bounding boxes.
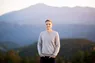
[29,3,50,8]
[34,3,48,6]
[0,3,95,25]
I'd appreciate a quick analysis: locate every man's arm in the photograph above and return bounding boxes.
[37,33,44,56]
[52,32,60,57]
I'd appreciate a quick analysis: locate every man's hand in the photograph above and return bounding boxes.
[50,55,56,58]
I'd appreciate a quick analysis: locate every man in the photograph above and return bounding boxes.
[37,19,60,63]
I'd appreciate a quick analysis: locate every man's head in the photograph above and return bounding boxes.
[45,19,53,30]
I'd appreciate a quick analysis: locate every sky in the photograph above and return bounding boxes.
[0,0,95,16]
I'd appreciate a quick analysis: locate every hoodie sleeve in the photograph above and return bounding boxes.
[53,32,60,56]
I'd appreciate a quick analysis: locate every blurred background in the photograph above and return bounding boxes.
[0,0,95,63]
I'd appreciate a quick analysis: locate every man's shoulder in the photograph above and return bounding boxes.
[40,30,46,34]
[53,30,58,34]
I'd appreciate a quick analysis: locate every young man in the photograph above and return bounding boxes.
[37,19,60,63]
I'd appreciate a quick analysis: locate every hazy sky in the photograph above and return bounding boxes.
[0,0,95,16]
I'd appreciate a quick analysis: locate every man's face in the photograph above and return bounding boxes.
[45,21,52,30]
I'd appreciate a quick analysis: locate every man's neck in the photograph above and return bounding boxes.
[46,29,53,32]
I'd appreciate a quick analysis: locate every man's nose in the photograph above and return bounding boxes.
[47,25,50,27]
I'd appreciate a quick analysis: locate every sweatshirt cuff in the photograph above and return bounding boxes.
[39,53,44,57]
[52,54,57,57]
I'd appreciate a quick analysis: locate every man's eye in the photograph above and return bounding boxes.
[46,24,51,25]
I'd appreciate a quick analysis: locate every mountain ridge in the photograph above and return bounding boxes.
[0,21,95,46]
[0,3,95,25]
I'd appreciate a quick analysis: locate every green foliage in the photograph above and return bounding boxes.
[56,56,65,63]
[71,50,85,63]
[5,50,21,63]
[0,51,5,63]
[0,39,95,63]
[71,50,95,63]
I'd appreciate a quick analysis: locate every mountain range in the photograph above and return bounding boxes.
[0,3,95,46]
[0,41,20,52]
[0,3,95,25]
[0,21,95,46]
